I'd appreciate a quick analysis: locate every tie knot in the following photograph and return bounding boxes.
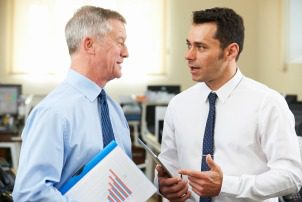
[208,92,217,105]
[98,90,106,103]
[101,89,106,97]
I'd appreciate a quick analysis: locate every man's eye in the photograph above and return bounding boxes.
[120,42,126,48]
[197,45,205,51]
[186,43,192,49]
[116,40,125,47]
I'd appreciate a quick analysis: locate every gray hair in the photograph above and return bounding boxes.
[65,6,126,55]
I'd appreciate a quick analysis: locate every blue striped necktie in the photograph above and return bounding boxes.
[200,92,217,202]
[98,90,115,148]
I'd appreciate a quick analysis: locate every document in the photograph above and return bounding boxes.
[59,141,156,202]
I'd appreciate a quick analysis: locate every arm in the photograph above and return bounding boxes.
[12,107,75,202]
[220,93,302,200]
[155,104,191,201]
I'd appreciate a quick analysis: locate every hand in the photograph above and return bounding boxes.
[178,154,223,197]
[156,165,191,202]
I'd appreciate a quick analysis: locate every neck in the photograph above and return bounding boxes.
[206,62,238,91]
[70,54,107,88]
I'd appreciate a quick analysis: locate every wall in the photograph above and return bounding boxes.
[257,0,302,98]
[165,0,260,89]
[0,0,301,100]
[0,0,11,82]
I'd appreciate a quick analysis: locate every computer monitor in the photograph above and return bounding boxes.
[0,84,22,117]
[289,103,302,136]
[146,85,181,104]
[147,85,181,95]
[285,94,298,104]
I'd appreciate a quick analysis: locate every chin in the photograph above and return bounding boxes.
[192,76,202,82]
[114,66,122,78]
[114,73,122,79]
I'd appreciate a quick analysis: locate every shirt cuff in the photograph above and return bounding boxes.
[220,175,240,197]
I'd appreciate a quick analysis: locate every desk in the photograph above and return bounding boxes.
[0,133,22,171]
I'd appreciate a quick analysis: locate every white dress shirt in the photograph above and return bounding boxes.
[158,69,302,202]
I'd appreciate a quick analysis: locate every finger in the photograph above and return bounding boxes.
[206,155,221,173]
[162,181,191,201]
[179,170,210,182]
[187,176,207,195]
[156,164,164,174]
[161,178,187,192]
[187,171,210,183]
[181,191,192,201]
[178,169,202,178]
[156,165,172,178]
[174,180,190,197]
[206,154,216,170]
[158,172,182,189]
[169,191,191,202]
[157,164,176,178]
[159,177,181,188]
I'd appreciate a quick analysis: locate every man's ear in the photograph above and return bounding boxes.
[225,43,239,60]
[83,37,95,54]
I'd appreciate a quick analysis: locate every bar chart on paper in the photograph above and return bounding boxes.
[108,169,133,202]
[62,142,156,202]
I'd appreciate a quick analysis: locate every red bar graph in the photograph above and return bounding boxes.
[107,169,132,202]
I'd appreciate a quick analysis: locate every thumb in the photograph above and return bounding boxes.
[206,154,219,171]
[156,164,167,177]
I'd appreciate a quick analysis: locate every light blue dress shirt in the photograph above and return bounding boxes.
[12,69,131,202]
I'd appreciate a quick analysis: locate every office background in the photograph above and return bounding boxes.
[0,0,302,201]
[0,0,301,100]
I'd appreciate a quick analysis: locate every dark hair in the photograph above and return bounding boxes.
[193,7,244,60]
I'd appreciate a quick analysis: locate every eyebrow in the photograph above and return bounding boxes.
[186,39,206,46]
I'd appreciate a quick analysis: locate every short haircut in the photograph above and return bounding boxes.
[65,6,126,55]
[193,7,244,60]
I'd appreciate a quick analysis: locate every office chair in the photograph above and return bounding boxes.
[0,167,14,202]
[281,191,302,202]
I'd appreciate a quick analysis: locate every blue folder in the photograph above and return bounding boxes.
[59,141,117,194]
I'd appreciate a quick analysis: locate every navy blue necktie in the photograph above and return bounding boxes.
[98,90,115,148]
[200,92,217,202]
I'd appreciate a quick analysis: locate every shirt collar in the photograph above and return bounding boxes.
[65,69,103,102]
[217,68,243,103]
[200,68,243,103]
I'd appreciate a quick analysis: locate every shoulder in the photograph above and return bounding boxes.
[31,82,81,119]
[240,77,288,109]
[241,77,283,98]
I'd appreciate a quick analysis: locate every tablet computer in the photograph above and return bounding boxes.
[138,138,173,178]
